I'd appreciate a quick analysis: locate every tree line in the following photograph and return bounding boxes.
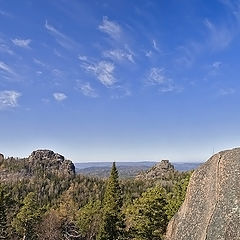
[0,162,191,240]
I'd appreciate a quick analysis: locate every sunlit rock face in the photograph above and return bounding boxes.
[165,147,240,240]
[136,160,175,180]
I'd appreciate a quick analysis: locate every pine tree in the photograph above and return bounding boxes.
[97,162,125,240]
[166,172,191,220]
[125,185,168,240]
[12,192,41,240]
[0,185,8,239]
[77,200,102,240]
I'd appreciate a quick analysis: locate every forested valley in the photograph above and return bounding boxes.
[0,150,191,240]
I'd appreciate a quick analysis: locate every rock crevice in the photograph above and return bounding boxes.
[203,153,222,240]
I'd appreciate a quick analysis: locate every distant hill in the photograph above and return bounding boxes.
[75,161,156,169]
[75,161,202,178]
[173,162,202,171]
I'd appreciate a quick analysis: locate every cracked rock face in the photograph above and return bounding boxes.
[165,147,240,240]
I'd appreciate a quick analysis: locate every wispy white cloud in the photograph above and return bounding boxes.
[0,61,15,75]
[218,88,235,96]
[103,47,134,63]
[78,55,88,61]
[77,82,98,98]
[176,1,240,69]
[81,60,116,87]
[146,67,181,93]
[52,68,63,77]
[145,50,152,57]
[152,39,160,51]
[207,61,223,77]
[212,61,222,69]
[147,68,168,85]
[0,10,12,17]
[12,38,31,48]
[110,86,131,99]
[0,43,14,55]
[175,42,202,68]
[144,40,160,58]
[45,20,77,49]
[204,19,233,51]
[176,16,234,68]
[53,92,67,101]
[33,58,47,68]
[45,21,65,38]
[202,61,223,81]
[219,0,240,22]
[41,98,50,104]
[0,90,21,109]
[98,16,122,39]
[54,49,62,57]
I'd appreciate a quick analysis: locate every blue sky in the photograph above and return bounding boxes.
[1,0,240,162]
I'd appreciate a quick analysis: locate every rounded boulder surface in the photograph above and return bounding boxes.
[165,147,240,240]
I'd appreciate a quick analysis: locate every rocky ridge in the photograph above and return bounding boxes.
[165,147,240,240]
[136,160,175,180]
[28,150,75,176]
[0,150,75,181]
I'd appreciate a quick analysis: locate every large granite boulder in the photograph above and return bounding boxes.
[0,153,4,162]
[165,147,240,240]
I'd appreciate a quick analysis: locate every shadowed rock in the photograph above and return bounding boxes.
[28,150,75,176]
[165,147,240,240]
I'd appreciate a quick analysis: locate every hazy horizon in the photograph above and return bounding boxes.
[0,145,230,163]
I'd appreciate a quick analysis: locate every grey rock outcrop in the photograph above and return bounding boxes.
[0,150,75,182]
[28,150,75,176]
[165,147,240,240]
[0,153,4,162]
[136,160,175,180]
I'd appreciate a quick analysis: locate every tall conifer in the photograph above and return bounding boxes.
[97,162,124,240]
[12,192,40,240]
